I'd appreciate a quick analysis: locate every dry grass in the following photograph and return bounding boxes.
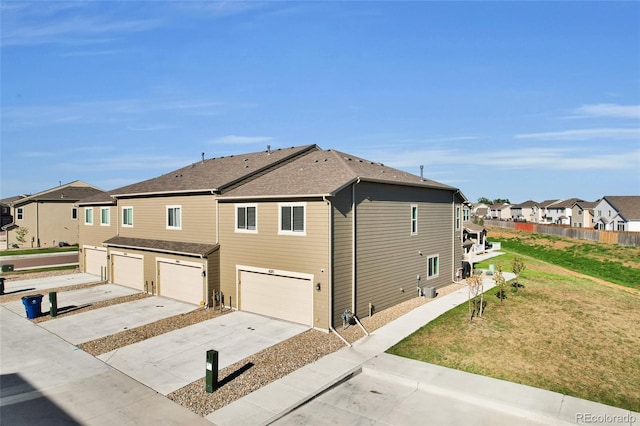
[388,258,640,411]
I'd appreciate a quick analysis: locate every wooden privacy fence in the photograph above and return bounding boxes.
[484,220,640,247]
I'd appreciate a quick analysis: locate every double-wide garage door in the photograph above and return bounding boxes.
[158,260,204,306]
[240,270,312,326]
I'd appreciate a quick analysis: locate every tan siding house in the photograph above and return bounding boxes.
[3,181,103,249]
[78,145,468,331]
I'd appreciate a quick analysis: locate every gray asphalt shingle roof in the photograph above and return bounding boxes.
[604,196,640,221]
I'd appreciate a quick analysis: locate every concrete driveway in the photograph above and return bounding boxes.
[0,272,101,296]
[98,311,309,395]
[39,296,197,345]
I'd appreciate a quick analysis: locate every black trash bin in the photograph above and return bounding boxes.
[0,277,5,294]
[22,294,44,319]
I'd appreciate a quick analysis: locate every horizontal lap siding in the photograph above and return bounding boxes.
[355,182,455,317]
[78,206,117,270]
[219,200,330,329]
[118,195,216,244]
[331,189,353,327]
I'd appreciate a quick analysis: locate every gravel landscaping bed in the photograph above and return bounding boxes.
[168,283,466,416]
[79,307,232,356]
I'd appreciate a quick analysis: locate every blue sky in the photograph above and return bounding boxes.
[2,1,639,204]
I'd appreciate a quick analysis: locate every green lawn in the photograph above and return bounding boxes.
[0,246,78,256]
[388,244,640,411]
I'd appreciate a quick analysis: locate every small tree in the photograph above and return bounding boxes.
[467,273,484,320]
[15,227,29,247]
[493,267,507,303]
[511,256,526,291]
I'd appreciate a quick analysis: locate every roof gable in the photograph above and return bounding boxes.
[112,145,318,197]
[220,149,456,198]
[603,196,640,221]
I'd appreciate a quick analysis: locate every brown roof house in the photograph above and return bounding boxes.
[3,181,103,249]
[78,145,467,331]
[593,196,640,232]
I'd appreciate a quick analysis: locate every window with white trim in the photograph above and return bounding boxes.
[427,255,439,279]
[411,205,418,235]
[122,207,133,227]
[16,207,23,220]
[279,203,305,234]
[455,207,461,230]
[72,208,78,220]
[236,204,257,232]
[166,205,181,229]
[463,208,470,222]
[100,207,110,226]
[85,208,93,225]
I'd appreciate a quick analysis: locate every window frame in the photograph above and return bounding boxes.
[278,202,306,235]
[427,254,439,280]
[122,206,133,227]
[410,205,418,235]
[235,203,257,233]
[166,205,182,230]
[16,207,23,220]
[100,207,110,226]
[84,208,93,225]
[72,207,78,220]
[455,206,461,230]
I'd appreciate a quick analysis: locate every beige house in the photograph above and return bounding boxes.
[3,181,103,249]
[78,145,467,331]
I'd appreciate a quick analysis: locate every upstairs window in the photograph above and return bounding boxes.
[280,203,305,234]
[85,208,93,225]
[427,255,439,279]
[100,207,110,226]
[167,206,182,229]
[411,205,418,235]
[16,207,23,220]
[122,207,133,227]
[72,208,78,220]
[236,204,257,232]
[455,207,461,230]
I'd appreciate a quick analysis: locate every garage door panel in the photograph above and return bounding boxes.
[159,262,203,305]
[112,255,144,291]
[85,248,107,276]
[240,271,312,326]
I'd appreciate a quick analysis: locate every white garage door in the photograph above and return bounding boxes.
[84,247,107,277]
[158,260,203,305]
[240,270,312,326]
[112,254,144,291]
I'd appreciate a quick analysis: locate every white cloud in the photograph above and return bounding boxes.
[572,104,640,119]
[210,135,275,145]
[515,128,640,140]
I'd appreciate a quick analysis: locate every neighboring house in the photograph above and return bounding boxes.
[510,200,539,222]
[545,198,583,225]
[471,203,488,218]
[1,199,19,227]
[2,181,103,249]
[537,199,562,223]
[78,145,467,331]
[487,203,511,220]
[593,196,640,232]
[571,200,598,228]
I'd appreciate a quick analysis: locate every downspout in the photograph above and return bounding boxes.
[323,195,333,332]
[352,178,360,314]
[36,200,40,247]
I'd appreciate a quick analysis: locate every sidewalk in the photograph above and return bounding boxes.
[208,274,639,425]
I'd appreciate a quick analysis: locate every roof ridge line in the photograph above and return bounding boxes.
[328,149,359,178]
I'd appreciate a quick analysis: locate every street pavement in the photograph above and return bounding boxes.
[0,272,100,296]
[0,251,79,271]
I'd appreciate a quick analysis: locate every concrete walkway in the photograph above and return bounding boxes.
[208,274,639,425]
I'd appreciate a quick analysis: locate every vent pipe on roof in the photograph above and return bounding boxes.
[201,152,205,163]
[267,144,271,155]
[420,165,424,181]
